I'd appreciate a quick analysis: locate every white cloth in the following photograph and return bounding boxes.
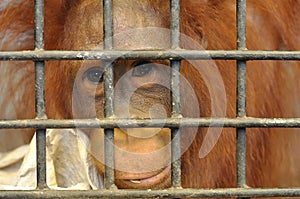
[0,129,103,190]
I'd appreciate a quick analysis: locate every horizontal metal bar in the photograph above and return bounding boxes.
[0,117,300,129]
[0,50,299,61]
[0,188,300,198]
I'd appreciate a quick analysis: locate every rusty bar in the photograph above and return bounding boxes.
[1,188,300,198]
[1,117,300,129]
[34,0,47,190]
[103,0,116,189]
[236,0,247,189]
[170,0,182,188]
[0,50,299,61]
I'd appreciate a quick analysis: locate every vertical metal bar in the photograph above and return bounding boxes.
[34,0,44,51]
[236,0,247,189]
[103,0,116,189]
[103,0,113,51]
[170,0,181,48]
[170,0,182,188]
[34,0,47,190]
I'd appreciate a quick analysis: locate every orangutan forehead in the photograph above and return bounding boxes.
[72,0,169,29]
[64,0,170,50]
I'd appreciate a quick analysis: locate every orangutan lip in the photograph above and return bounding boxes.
[123,165,171,186]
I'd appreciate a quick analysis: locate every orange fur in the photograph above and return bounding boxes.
[0,0,299,191]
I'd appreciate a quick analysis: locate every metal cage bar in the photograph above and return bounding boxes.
[103,0,116,189]
[0,0,299,198]
[1,117,300,129]
[2,188,300,199]
[236,0,247,189]
[0,50,299,61]
[34,0,47,190]
[170,0,182,188]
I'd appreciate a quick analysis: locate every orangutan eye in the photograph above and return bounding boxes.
[84,67,104,84]
[132,61,154,77]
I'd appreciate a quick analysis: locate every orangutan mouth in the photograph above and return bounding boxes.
[116,165,171,189]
